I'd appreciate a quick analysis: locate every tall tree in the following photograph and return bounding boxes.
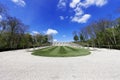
[73,34,79,42]
[79,33,85,42]
[6,17,27,49]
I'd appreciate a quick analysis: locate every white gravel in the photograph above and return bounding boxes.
[0,48,120,80]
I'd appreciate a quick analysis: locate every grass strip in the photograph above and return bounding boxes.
[32,46,91,57]
[32,46,57,56]
[59,46,68,54]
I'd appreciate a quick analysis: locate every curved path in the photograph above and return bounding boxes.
[0,47,120,80]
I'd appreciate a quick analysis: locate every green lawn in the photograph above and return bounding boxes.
[32,46,90,57]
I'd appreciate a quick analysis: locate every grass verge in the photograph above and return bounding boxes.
[32,46,90,57]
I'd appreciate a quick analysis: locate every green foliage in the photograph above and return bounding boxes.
[73,18,120,49]
[80,33,85,42]
[74,34,79,42]
[0,3,51,51]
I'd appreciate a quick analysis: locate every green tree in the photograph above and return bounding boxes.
[79,33,85,42]
[74,34,79,42]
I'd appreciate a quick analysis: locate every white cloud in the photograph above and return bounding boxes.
[72,14,91,23]
[11,0,26,7]
[70,0,80,8]
[70,0,108,8]
[0,15,2,21]
[46,29,58,35]
[60,16,64,20]
[82,0,108,7]
[57,0,67,9]
[74,7,84,16]
[57,0,108,23]
[53,39,58,42]
[96,0,108,6]
[32,31,40,35]
[69,0,107,23]
[59,16,69,20]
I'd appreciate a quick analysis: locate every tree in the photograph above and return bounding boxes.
[5,17,27,49]
[19,33,33,48]
[48,34,53,45]
[42,35,48,44]
[74,34,79,42]
[73,17,120,49]
[79,33,85,42]
[0,3,7,16]
[0,2,51,51]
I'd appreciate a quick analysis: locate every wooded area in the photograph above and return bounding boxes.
[73,18,120,49]
[0,3,52,51]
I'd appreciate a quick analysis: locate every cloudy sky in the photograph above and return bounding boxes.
[0,0,120,42]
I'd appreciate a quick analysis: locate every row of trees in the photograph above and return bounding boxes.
[0,3,52,51]
[73,18,120,49]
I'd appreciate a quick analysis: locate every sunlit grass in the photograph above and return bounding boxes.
[32,46,90,57]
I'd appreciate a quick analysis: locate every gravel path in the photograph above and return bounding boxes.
[0,48,120,80]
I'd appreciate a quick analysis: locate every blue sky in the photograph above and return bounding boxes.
[0,0,120,42]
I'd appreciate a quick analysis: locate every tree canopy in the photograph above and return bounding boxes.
[0,3,52,51]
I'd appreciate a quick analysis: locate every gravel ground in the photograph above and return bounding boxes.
[0,47,120,80]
